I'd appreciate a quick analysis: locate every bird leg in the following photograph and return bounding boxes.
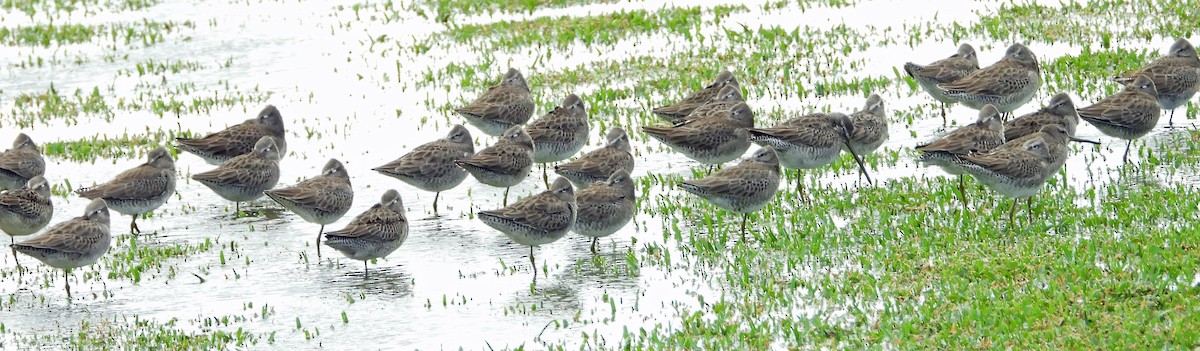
[433,192,441,216]
[940,103,947,125]
[590,238,598,254]
[957,175,969,212]
[503,187,510,206]
[130,214,140,235]
[65,269,72,300]
[740,213,748,242]
[364,261,369,279]
[542,164,550,188]
[1027,197,1034,222]
[1008,198,1018,226]
[796,171,810,203]
[1122,140,1133,164]
[529,246,537,277]
[316,225,324,258]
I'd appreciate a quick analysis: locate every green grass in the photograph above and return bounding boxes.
[407,0,623,22]
[42,132,181,162]
[0,20,193,48]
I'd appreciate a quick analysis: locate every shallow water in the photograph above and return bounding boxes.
[1,0,1196,348]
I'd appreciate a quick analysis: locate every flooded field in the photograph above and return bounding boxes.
[2,0,1199,349]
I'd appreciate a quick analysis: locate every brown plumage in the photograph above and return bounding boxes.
[939,43,1041,116]
[11,198,110,299]
[679,147,780,241]
[456,68,536,136]
[373,124,474,214]
[265,158,353,258]
[454,125,534,206]
[667,84,746,125]
[75,147,175,234]
[477,177,576,274]
[652,70,740,120]
[0,133,46,191]
[0,175,53,266]
[175,105,287,165]
[643,102,755,165]
[904,43,979,121]
[323,189,408,278]
[554,127,635,190]
[1114,38,1199,126]
[916,104,1006,210]
[844,93,889,156]
[1004,92,1079,141]
[1078,75,1161,163]
[191,136,282,212]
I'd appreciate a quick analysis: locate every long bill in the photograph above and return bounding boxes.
[842,139,874,185]
[1068,136,1101,145]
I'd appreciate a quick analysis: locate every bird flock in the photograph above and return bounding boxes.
[1,38,1197,298]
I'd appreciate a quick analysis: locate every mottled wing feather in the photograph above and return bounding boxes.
[458,144,531,175]
[192,155,276,185]
[267,177,352,214]
[325,204,407,240]
[16,218,106,255]
[78,166,173,200]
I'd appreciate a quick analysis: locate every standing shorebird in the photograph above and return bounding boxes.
[373,124,474,214]
[939,43,1042,119]
[955,124,1094,224]
[555,127,635,190]
[1114,38,1199,127]
[1004,92,1080,141]
[0,176,53,266]
[679,147,781,241]
[667,85,746,125]
[478,177,576,275]
[904,43,980,123]
[75,147,176,234]
[192,136,282,214]
[573,170,635,253]
[527,94,590,187]
[456,68,536,137]
[844,94,890,160]
[652,70,740,121]
[915,104,1007,210]
[0,133,46,191]
[265,158,353,258]
[1078,75,1161,164]
[175,105,287,165]
[10,198,110,300]
[324,189,408,278]
[747,112,872,200]
[455,125,534,206]
[642,102,755,166]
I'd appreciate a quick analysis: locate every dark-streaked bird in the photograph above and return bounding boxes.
[324,189,408,278]
[192,136,282,213]
[455,125,534,206]
[0,133,46,191]
[679,147,781,241]
[904,43,980,123]
[643,102,755,166]
[478,177,575,275]
[176,105,287,165]
[652,70,740,120]
[456,68,536,137]
[955,124,1094,224]
[265,158,353,259]
[75,147,175,234]
[373,124,474,214]
[555,127,635,190]
[573,170,635,253]
[844,94,889,157]
[1004,92,1079,141]
[747,112,872,200]
[667,84,746,125]
[939,43,1041,118]
[1078,75,1161,163]
[1114,38,1199,126]
[10,198,110,300]
[916,104,1006,209]
[0,175,52,266]
[527,94,590,187]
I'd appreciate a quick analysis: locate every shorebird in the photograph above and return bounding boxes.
[679,147,781,241]
[844,94,889,159]
[1078,75,1161,164]
[75,147,176,234]
[0,175,52,266]
[555,127,635,190]
[643,102,755,167]
[0,133,45,191]
[939,43,1041,119]
[667,85,746,125]
[373,124,474,214]
[527,94,589,187]
[904,43,980,123]
[915,104,1006,210]
[176,105,287,165]
[455,125,534,206]
[747,112,872,200]
[652,70,740,121]
[1114,38,1199,127]
[192,136,282,213]
[478,177,575,275]
[10,198,110,299]
[324,189,408,278]
[1004,92,1080,141]
[265,158,353,258]
[573,170,635,253]
[456,68,536,137]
